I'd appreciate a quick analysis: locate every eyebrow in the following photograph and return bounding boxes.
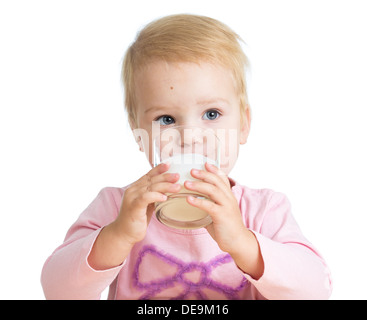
[144,106,171,115]
[196,98,230,107]
[144,98,230,114]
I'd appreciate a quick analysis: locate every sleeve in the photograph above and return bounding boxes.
[41,187,124,300]
[244,192,333,300]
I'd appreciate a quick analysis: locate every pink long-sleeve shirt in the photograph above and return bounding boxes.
[41,181,332,300]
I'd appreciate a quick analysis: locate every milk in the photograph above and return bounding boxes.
[155,153,215,229]
[165,153,213,185]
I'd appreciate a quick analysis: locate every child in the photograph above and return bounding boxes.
[41,14,332,300]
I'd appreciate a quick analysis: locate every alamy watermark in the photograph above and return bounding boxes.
[132,122,239,169]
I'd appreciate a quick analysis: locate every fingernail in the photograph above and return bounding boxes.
[187,195,195,202]
[185,181,193,187]
[172,184,182,191]
[207,163,217,171]
[160,163,169,171]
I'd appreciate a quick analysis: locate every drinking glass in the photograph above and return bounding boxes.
[153,126,220,229]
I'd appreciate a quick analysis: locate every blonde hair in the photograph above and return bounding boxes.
[122,14,250,127]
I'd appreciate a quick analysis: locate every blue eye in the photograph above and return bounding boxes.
[203,109,220,120]
[156,115,175,126]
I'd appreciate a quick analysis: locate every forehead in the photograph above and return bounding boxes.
[135,59,234,82]
[134,61,237,109]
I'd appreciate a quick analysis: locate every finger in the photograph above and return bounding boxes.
[204,163,231,188]
[146,163,171,179]
[131,191,167,210]
[130,180,181,208]
[135,163,171,186]
[184,180,225,205]
[149,181,181,194]
[186,195,220,217]
[130,180,181,210]
[190,166,229,190]
[151,172,180,184]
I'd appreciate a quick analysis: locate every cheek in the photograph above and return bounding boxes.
[220,149,239,175]
[216,128,240,175]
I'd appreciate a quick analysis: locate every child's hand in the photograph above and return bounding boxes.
[113,163,181,246]
[88,163,181,271]
[184,163,264,279]
[184,163,246,254]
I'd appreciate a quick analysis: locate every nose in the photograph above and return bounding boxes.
[159,126,219,161]
[179,127,204,151]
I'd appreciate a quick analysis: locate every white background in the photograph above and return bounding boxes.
[1,0,366,299]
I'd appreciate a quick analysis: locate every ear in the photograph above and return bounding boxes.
[239,106,251,145]
[135,135,145,152]
[130,120,145,153]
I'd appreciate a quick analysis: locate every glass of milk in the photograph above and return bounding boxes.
[153,126,220,229]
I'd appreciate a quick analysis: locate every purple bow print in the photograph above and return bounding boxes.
[133,245,248,300]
